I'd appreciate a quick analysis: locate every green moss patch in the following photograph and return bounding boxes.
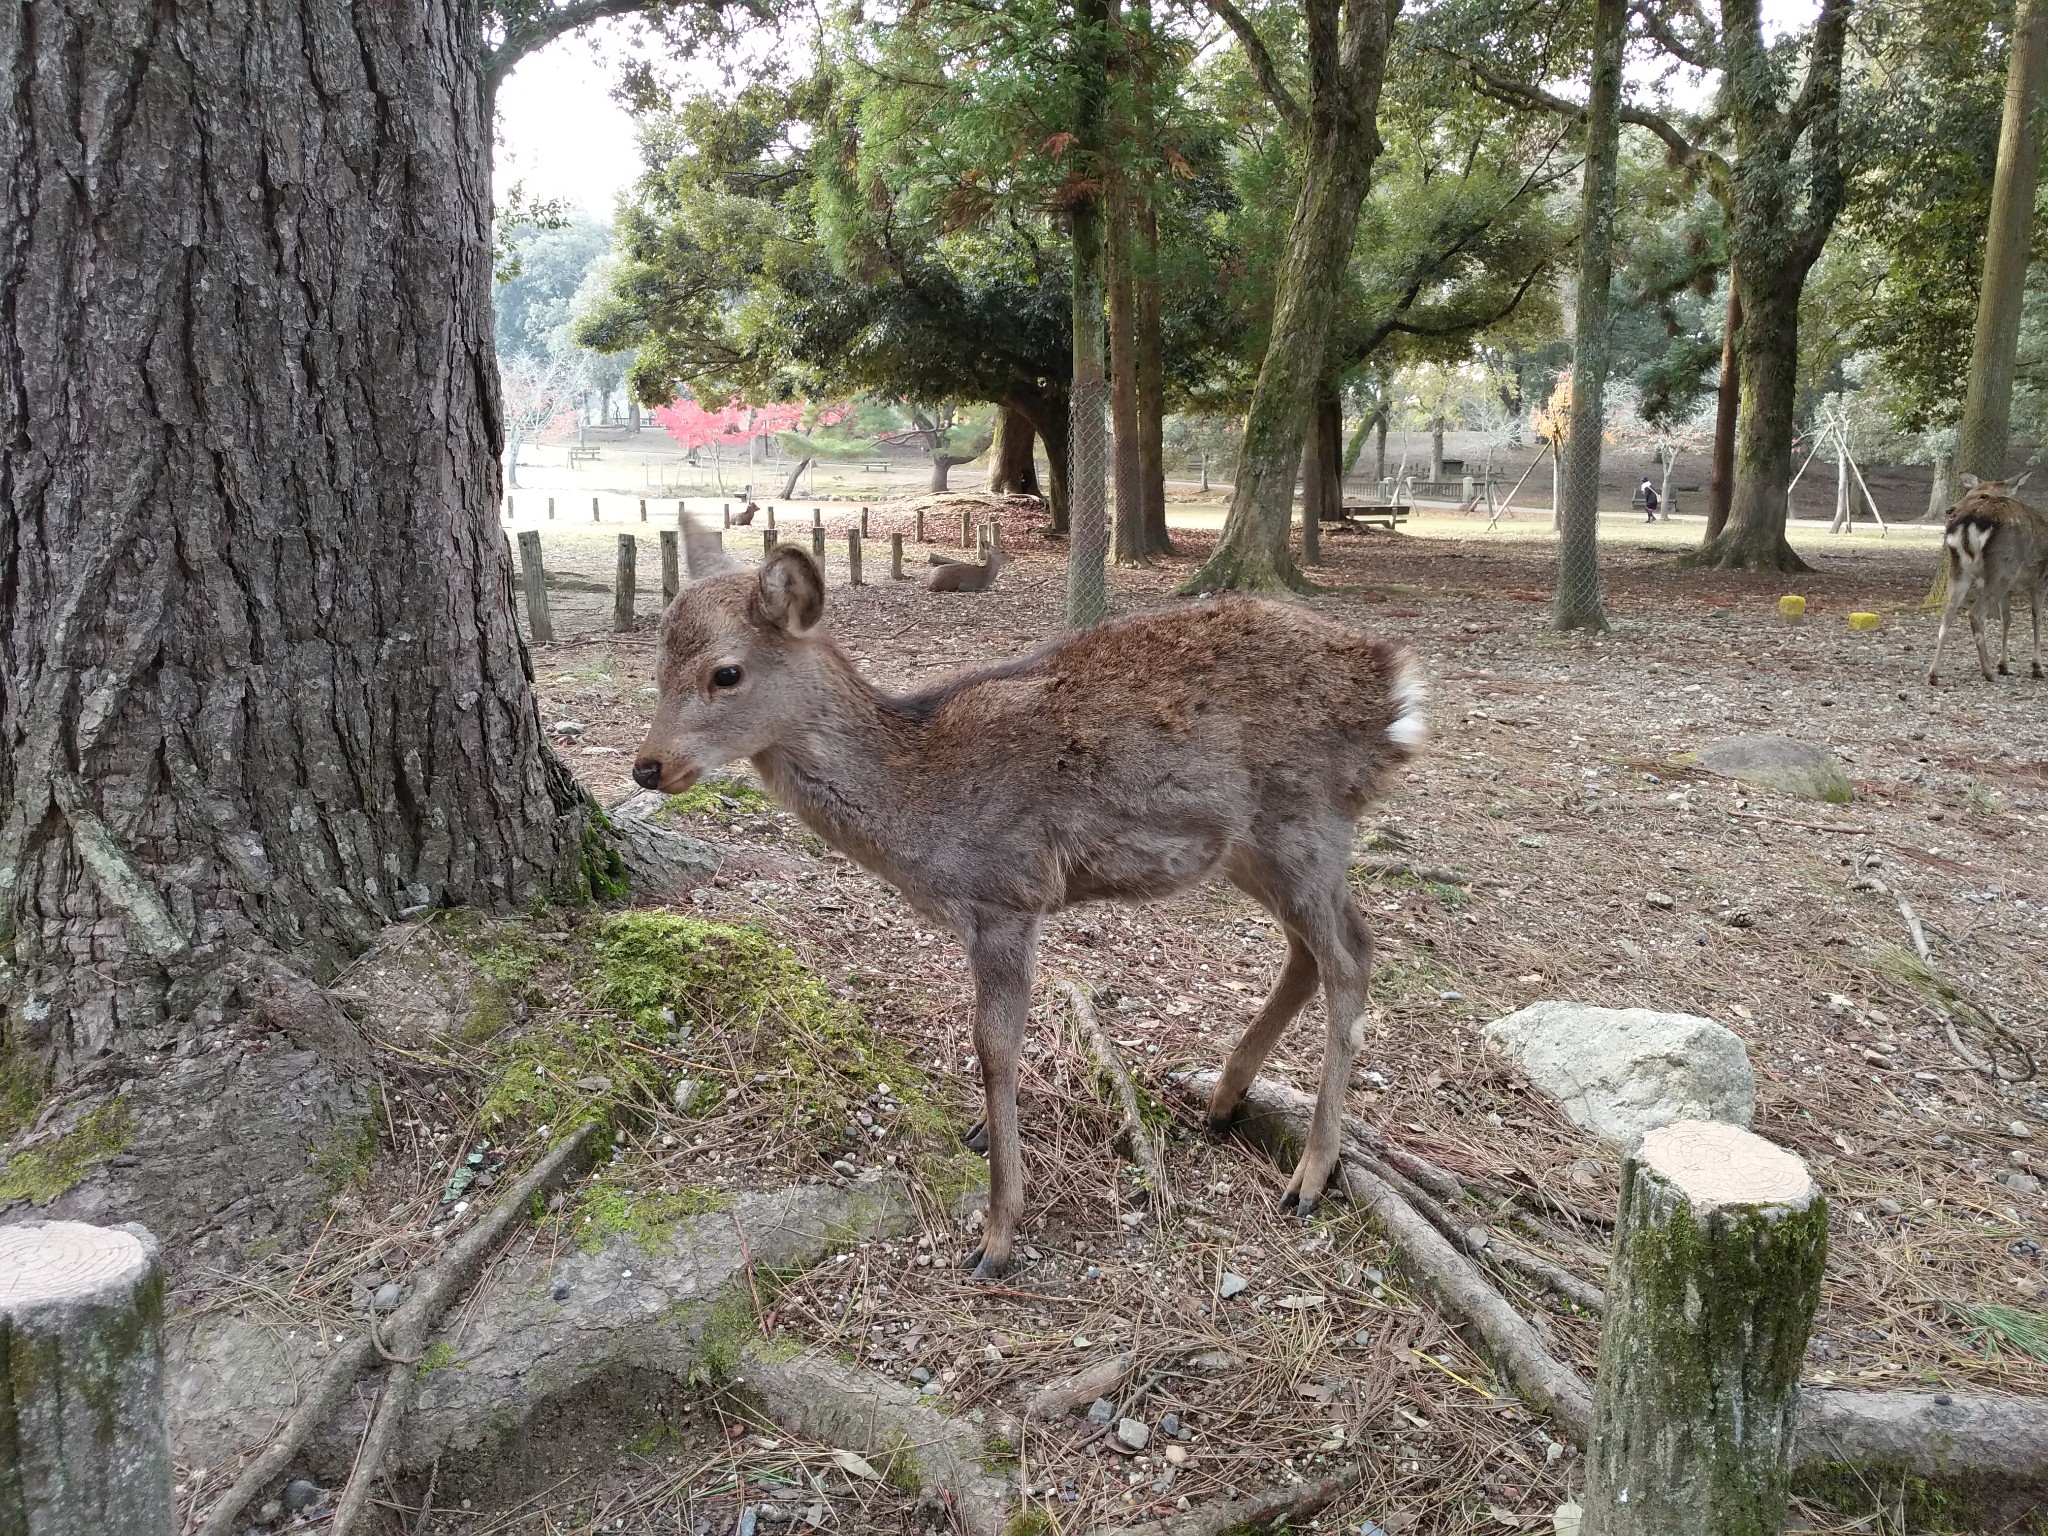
[575,1175,733,1252]
[663,777,773,823]
[0,1100,130,1204]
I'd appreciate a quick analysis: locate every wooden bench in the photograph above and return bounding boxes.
[568,446,602,466]
[1325,503,1409,530]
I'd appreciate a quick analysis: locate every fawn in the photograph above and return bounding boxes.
[927,548,1009,592]
[633,522,1425,1278]
[1928,474,2048,686]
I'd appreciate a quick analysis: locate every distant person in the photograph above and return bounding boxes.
[1641,477,1660,522]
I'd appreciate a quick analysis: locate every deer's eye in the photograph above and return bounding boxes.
[711,665,743,690]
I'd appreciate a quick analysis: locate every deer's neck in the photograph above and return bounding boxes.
[748,653,937,895]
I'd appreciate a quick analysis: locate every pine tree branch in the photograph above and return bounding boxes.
[1454,54,1731,193]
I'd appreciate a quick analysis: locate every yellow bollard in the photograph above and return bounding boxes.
[1778,595,1807,620]
[1847,611,1881,631]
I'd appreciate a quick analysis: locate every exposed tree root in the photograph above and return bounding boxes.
[1187,1072,2048,1500]
[1677,531,1815,573]
[1099,1462,1363,1536]
[1063,979,1174,1213]
[195,1122,602,1536]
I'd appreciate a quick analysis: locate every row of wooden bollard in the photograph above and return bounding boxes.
[512,525,914,645]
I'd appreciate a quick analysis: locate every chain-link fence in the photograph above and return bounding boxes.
[1067,378,1109,627]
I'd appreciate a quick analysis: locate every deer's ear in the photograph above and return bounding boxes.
[753,547,825,636]
[682,515,737,577]
[1961,473,1982,490]
[2010,472,2032,497]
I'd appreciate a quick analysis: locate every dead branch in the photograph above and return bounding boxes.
[1098,1462,1362,1536]
[1023,1351,1136,1421]
[196,1123,602,1536]
[1062,979,1175,1214]
[332,1359,415,1536]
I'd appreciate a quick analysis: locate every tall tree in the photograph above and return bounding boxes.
[1110,197,1149,563]
[1,2,653,1124]
[1179,0,1405,592]
[1552,0,1624,632]
[1068,0,1114,624]
[1959,0,2048,479]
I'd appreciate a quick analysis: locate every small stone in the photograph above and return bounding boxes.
[372,1282,404,1312]
[575,1075,613,1093]
[832,1159,857,1178]
[1645,891,1675,909]
[1999,1170,2042,1196]
[1086,1397,1115,1425]
[283,1479,321,1513]
[1186,1349,1242,1372]
[1875,1197,1902,1217]
[1115,1418,1150,1451]
[1158,1411,1182,1439]
[2013,1121,2035,1139]
[1164,1445,1188,1466]
[909,1366,933,1385]
[257,1501,283,1524]
[981,1343,1004,1363]
[553,719,585,737]
[673,1079,702,1112]
[804,1503,828,1528]
[1217,1272,1249,1299]
[552,1280,571,1301]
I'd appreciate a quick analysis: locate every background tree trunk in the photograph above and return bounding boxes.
[1299,410,1325,566]
[1958,0,2048,480]
[1136,198,1173,556]
[1693,271,1813,570]
[988,405,1043,496]
[1109,196,1148,565]
[1707,280,1741,539]
[1066,0,1112,623]
[1430,418,1446,481]
[0,0,587,1076]
[1552,0,1623,633]
[781,457,813,499]
[1375,411,1389,482]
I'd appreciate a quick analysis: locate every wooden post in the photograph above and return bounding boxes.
[639,498,648,522]
[916,507,926,543]
[847,529,863,586]
[516,530,552,644]
[677,499,686,524]
[762,529,775,557]
[613,535,637,632]
[810,523,826,560]
[890,531,904,580]
[1583,1121,1825,1536]
[811,505,822,531]
[660,528,680,601]
[989,518,1002,551]
[547,497,555,521]
[860,505,870,537]
[723,504,731,528]
[505,495,514,521]
[766,504,777,531]
[591,496,600,522]
[0,1221,175,1535]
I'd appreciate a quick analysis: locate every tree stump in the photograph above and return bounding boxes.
[1583,1121,1826,1536]
[0,1221,174,1535]
[847,529,863,585]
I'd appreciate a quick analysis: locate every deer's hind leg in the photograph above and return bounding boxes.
[1206,930,1319,1133]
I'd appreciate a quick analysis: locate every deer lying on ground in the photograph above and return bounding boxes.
[1927,474,2048,686]
[632,521,1425,1279]
[733,501,760,527]
[927,548,1009,593]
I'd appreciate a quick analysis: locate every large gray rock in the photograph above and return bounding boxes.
[606,790,721,899]
[1692,736,1854,803]
[1484,1002,1755,1148]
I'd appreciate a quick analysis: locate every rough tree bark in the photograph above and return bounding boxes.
[1298,389,1344,565]
[1136,196,1173,555]
[1706,279,1741,539]
[1958,0,2048,480]
[1109,193,1149,565]
[1180,0,1403,593]
[0,0,595,1084]
[987,405,1043,497]
[1066,0,1113,624]
[1687,0,1849,571]
[1552,0,1624,633]
[1429,418,1446,481]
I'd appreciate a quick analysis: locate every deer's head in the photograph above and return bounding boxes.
[631,522,827,794]
[1961,472,2033,501]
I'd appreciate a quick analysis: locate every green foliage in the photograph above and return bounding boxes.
[416,1340,462,1377]
[575,1176,733,1252]
[1951,1301,2048,1363]
[0,1101,130,1204]
[581,807,631,905]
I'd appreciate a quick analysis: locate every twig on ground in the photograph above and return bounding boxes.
[1062,979,1174,1214]
[195,1122,602,1536]
[1097,1462,1364,1536]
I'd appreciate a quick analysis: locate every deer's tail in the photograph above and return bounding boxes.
[1943,510,1996,585]
[1382,645,1428,755]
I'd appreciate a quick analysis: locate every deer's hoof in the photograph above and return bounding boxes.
[1294,1193,1322,1220]
[964,1121,988,1155]
[1204,1108,1238,1137]
[964,1247,1011,1282]
[1277,1189,1299,1213]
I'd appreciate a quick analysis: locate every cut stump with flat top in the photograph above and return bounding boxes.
[1583,1120,1825,1536]
[0,1220,174,1535]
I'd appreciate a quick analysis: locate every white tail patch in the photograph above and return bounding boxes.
[1386,653,1428,748]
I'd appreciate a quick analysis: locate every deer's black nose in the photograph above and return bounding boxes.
[632,759,664,790]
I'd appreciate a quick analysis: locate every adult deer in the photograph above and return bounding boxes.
[1928,474,2048,686]
[634,521,1425,1278]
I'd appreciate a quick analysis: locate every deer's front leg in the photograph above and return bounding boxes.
[960,909,1040,1282]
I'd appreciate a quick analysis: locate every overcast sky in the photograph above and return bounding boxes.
[492,2,1825,222]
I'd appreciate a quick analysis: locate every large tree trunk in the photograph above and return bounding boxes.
[0,1,586,1075]
[1707,278,1742,539]
[1180,126,1380,593]
[1136,198,1172,556]
[1299,389,1344,565]
[1109,194,1148,565]
[1375,411,1389,482]
[781,457,813,499]
[1691,273,1813,571]
[1958,0,2048,480]
[1552,0,1623,633]
[1066,0,1112,624]
[1430,418,1446,481]
[1015,394,1072,531]
[988,405,1042,497]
